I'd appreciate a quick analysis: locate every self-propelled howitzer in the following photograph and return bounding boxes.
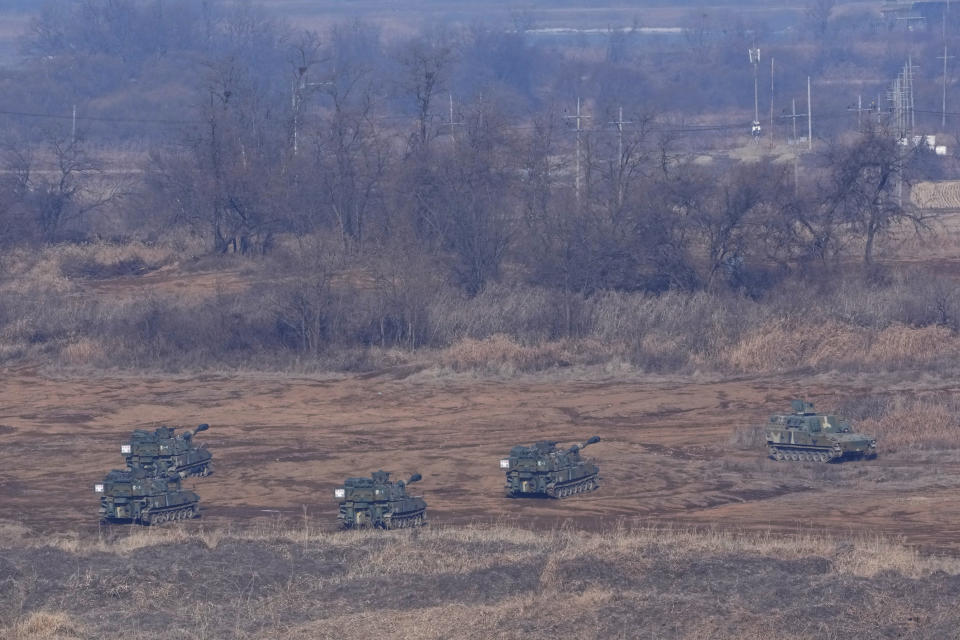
[335,471,427,529]
[122,423,213,478]
[766,400,877,462]
[500,436,601,498]
[95,467,200,525]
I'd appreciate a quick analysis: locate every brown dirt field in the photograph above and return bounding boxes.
[3,368,960,550]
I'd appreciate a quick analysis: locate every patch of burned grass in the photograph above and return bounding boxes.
[2,520,959,639]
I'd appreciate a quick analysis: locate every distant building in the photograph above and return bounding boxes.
[881,1,950,29]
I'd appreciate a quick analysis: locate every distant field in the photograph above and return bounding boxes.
[257,0,805,33]
[912,181,960,210]
[0,2,807,53]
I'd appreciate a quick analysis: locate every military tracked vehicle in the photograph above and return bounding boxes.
[500,436,601,498]
[95,468,200,525]
[123,423,213,478]
[335,471,427,529]
[766,400,877,462]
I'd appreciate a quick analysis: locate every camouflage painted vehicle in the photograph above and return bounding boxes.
[123,423,213,478]
[95,468,200,525]
[766,400,877,463]
[335,471,427,529]
[500,436,601,498]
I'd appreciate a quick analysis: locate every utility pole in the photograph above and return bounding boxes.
[445,93,463,141]
[807,76,812,151]
[609,106,632,207]
[939,47,953,130]
[779,97,810,144]
[779,97,809,195]
[71,104,77,144]
[290,65,331,155]
[889,58,918,140]
[848,95,867,130]
[749,47,761,141]
[609,106,632,171]
[565,97,591,204]
[291,66,307,156]
[889,75,903,139]
[908,55,916,131]
[769,57,775,145]
[940,1,953,130]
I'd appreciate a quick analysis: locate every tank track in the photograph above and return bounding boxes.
[768,446,839,463]
[141,504,199,525]
[176,461,213,478]
[547,474,599,498]
[382,510,427,530]
[339,509,427,530]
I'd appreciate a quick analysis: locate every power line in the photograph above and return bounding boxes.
[0,106,197,126]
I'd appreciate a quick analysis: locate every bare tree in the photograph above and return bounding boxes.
[415,98,513,295]
[805,0,836,39]
[398,36,455,152]
[821,128,929,266]
[307,61,387,254]
[3,134,121,242]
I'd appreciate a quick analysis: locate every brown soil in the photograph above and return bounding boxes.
[3,368,960,550]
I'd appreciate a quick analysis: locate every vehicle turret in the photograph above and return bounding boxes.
[122,424,213,478]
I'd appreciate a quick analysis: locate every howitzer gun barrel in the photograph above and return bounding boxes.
[184,423,210,438]
[569,435,601,453]
[407,473,422,484]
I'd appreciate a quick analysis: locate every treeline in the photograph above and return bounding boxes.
[1,1,959,373]
[3,0,958,144]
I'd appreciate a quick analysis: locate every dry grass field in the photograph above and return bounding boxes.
[2,519,960,639]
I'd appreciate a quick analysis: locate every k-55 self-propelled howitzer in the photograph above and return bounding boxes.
[766,400,877,462]
[122,423,213,478]
[500,436,601,498]
[335,470,427,529]
[95,468,200,525]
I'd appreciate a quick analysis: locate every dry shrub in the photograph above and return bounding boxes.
[867,323,957,364]
[0,248,75,294]
[832,534,960,578]
[60,337,106,366]
[724,319,867,371]
[9,611,82,640]
[724,320,959,372]
[856,396,960,451]
[440,334,613,374]
[0,521,32,546]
